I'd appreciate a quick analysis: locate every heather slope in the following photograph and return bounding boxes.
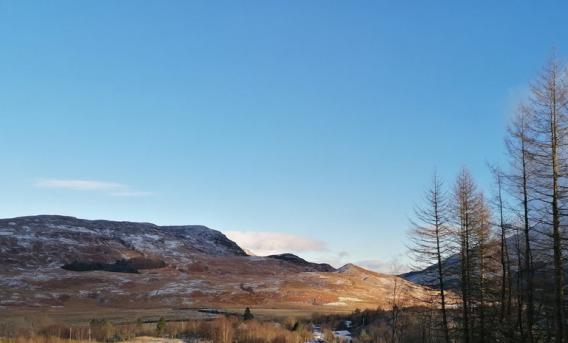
[0,215,432,318]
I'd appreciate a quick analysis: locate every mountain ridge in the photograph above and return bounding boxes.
[0,214,433,318]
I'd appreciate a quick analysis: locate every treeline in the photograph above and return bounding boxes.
[313,308,440,343]
[61,257,166,274]
[408,56,568,343]
[0,315,312,343]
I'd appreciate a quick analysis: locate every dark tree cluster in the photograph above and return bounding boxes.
[61,257,166,274]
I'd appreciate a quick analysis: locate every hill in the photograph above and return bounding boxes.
[0,215,433,321]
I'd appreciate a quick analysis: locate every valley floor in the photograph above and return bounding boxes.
[0,305,352,325]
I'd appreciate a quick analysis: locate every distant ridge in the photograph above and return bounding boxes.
[337,263,381,276]
[267,253,336,272]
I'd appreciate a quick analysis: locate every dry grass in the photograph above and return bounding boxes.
[121,337,184,343]
[0,312,313,343]
[0,338,90,343]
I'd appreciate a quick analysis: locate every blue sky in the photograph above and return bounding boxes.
[1,1,567,271]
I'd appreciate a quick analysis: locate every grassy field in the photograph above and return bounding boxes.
[0,306,325,343]
[223,307,352,320]
[0,305,353,325]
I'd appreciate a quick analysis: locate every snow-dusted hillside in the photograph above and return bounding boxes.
[0,215,433,316]
[401,231,566,288]
[0,215,246,268]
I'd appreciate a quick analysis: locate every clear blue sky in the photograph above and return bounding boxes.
[1,1,567,271]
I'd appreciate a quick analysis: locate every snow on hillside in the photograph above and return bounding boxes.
[0,215,435,314]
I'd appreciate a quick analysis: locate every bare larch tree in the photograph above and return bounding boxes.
[524,57,568,342]
[408,173,452,343]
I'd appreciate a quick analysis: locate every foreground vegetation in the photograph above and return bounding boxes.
[0,306,475,343]
[0,310,312,343]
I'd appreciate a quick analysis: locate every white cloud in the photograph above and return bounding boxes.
[35,178,152,197]
[224,231,327,256]
[356,256,410,274]
[356,259,390,273]
[110,191,154,197]
[310,251,350,268]
[35,179,124,191]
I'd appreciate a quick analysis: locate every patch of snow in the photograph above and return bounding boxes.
[332,330,352,342]
[0,277,29,288]
[338,296,362,302]
[144,234,161,240]
[324,301,347,306]
[165,240,183,249]
[247,256,268,261]
[58,238,81,245]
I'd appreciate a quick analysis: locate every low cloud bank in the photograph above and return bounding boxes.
[224,231,327,256]
[35,178,152,197]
